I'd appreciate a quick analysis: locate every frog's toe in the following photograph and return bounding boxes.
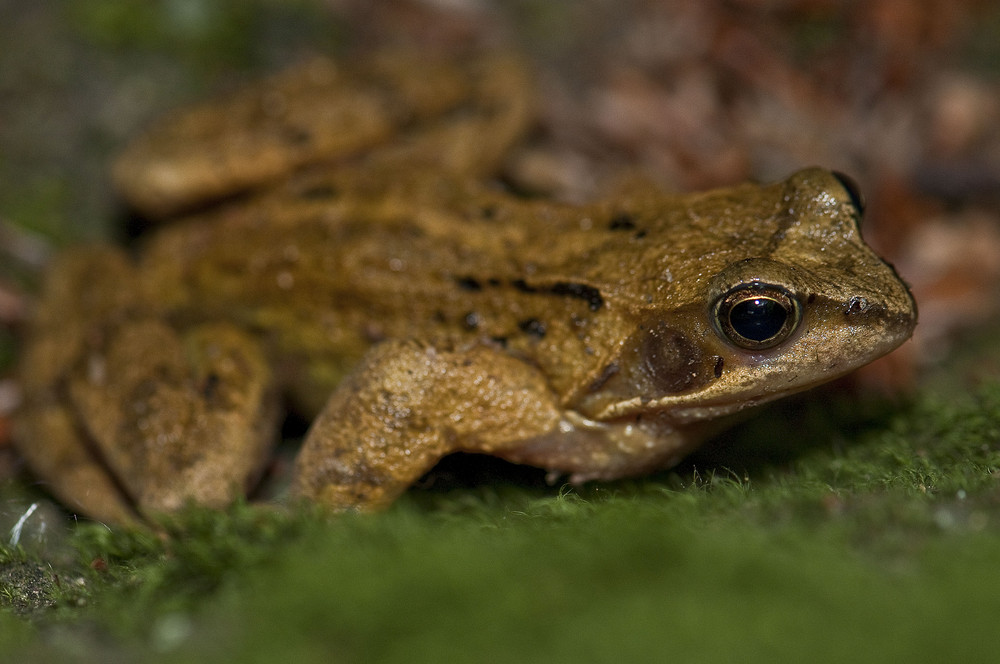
[14,402,138,525]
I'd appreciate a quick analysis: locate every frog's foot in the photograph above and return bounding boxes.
[290,340,564,511]
[64,320,281,517]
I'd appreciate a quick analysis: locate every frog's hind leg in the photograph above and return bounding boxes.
[66,319,281,517]
[15,247,282,520]
[291,339,564,511]
[15,248,144,523]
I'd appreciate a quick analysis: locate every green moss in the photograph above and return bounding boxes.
[0,610,35,651]
[15,486,992,663]
[2,378,999,661]
[0,558,56,617]
[186,504,1000,664]
[63,0,346,69]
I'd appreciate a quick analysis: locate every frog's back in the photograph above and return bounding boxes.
[133,168,789,411]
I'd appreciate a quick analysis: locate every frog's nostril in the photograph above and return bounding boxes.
[844,296,869,316]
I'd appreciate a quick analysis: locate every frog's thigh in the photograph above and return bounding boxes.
[291,340,563,510]
[68,319,280,516]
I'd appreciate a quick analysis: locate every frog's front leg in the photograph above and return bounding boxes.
[291,340,691,510]
[291,339,569,510]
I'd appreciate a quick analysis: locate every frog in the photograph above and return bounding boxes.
[14,51,917,524]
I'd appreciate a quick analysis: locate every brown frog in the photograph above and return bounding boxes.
[14,52,916,523]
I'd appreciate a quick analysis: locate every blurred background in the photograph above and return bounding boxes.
[2,0,1000,454]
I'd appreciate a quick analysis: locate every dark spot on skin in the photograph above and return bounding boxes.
[512,279,537,294]
[518,318,547,338]
[487,278,501,287]
[634,230,647,239]
[283,126,313,146]
[508,279,604,311]
[201,373,220,401]
[432,310,446,323]
[463,312,481,330]
[640,323,702,393]
[480,205,497,220]
[807,293,816,304]
[456,276,483,291]
[844,297,869,315]
[491,336,508,348]
[297,183,338,200]
[713,356,724,378]
[550,282,604,311]
[608,213,636,231]
[588,362,620,392]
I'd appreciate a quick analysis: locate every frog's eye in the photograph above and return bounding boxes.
[713,283,801,351]
[832,171,865,217]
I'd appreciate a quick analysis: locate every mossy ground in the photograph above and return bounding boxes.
[2,373,1000,662]
[3,2,1000,662]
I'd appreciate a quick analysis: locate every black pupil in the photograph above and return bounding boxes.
[729,297,787,343]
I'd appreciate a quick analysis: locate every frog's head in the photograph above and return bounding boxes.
[580,168,917,424]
